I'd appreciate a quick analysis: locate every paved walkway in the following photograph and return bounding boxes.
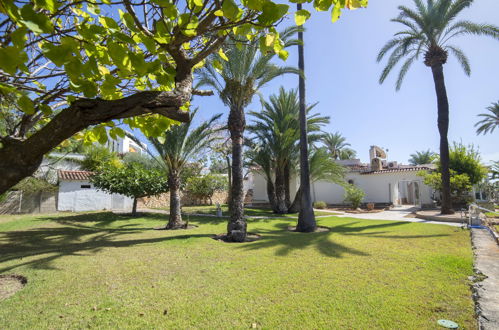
[471,228,499,330]
[320,206,463,227]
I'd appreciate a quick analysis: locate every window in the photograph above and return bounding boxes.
[81,185,91,189]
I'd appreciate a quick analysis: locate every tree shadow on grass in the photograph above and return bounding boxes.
[37,212,169,227]
[240,220,449,258]
[0,214,211,273]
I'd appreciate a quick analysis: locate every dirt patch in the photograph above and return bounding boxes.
[287,226,330,233]
[212,233,261,243]
[0,275,27,301]
[154,224,198,230]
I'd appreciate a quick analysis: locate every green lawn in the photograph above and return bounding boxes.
[485,211,499,219]
[0,212,475,328]
[163,204,337,217]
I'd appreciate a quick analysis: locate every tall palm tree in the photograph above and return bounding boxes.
[408,149,437,165]
[377,0,499,214]
[248,87,329,213]
[475,101,499,135]
[295,2,316,232]
[198,29,299,242]
[339,148,357,160]
[322,132,354,160]
[131,110,221,229]
[491,161,499,179]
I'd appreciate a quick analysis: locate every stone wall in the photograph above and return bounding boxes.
[138,191,229,209]
[0,191,57,214]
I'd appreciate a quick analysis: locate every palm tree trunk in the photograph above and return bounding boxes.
[266,175,278,212]
[227,106,247,242]
[226,155,232,211]
[289,185,301,213]
[167,171,185,229]
[274,165,287,214]
[296,3,316,232]
[284,162,291,209]
[430,64,453,215]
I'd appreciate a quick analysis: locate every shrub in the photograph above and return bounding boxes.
[313,201,327,209]
[344,185,365,209]
[186,174,227,204]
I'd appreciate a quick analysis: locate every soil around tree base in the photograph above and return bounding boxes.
[0,275,27,301]
[154,224,198,230]
[212,233,262,243]
[287,226,330,233]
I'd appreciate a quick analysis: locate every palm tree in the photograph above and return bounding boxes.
[248,87,328,213]
[339,148,357,160]
[322,132,354,160]
[491,161,499,179]
[131,110,221,229]
[295,2,316,232]
[377,0,499,214]
[475,101,499,135]
[408,149,437,165]
[198,29,299,242]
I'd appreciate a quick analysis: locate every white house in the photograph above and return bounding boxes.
[106,134,148,154]
[252,146,436,208]
[57,170,133,212]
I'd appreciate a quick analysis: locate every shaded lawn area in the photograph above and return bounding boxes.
[159,204,337,217]
[0,212,475,328]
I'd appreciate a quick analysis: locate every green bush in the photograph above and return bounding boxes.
[186,175,227,204]
[313,201,327,209]
[344,185,365,209]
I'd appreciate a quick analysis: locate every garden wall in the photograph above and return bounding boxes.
[138,191,229,209]
[0,191,58,214]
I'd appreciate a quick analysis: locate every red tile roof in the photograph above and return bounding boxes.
[360,166,432,175]
[58,170,93,181]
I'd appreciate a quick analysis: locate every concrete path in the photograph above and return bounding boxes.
[471,228,499,330]
[320,206,463,227]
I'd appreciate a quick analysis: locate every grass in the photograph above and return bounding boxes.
[161,204,337,217]
[0,212,475,328]
[485,211,499,219]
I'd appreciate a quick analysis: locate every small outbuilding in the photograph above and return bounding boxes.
[57,170,133,212]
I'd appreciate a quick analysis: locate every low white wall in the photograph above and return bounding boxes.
[58,180,133,212]
[252,171,433,206]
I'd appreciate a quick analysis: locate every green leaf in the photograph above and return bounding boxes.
[222,0,242,21]
[294,9,310,26]
[18,95,35,114]
[257,3,289,25]
[218,48,229,61]
[314,0,333,12]
[20,4,53,34]
[331,5,341,22]
[178,14,198,37]
[0,46,28,74]
[162,3,178,20]
[10,27,27,47]
[42,43,74,66]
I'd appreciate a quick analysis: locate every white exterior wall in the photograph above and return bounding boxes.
[58,180,133,212]
[252,171,433,206]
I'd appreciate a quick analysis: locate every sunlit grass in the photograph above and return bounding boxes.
[0,212,475,328]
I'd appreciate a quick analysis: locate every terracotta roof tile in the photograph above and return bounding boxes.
[58,170,93,181]
[360,167,432,175]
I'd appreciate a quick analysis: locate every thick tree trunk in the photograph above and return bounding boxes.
[226,155,232,211]
[132,198,138,216]
[0,87,192,196]
[266,174,278,212]
[431,64,453,214]
[284,162,291,209]
[289,186,302,214]
[167,172,185,229]
[274,165,287,214]
[227,106,247,242]
[296,4,316,232]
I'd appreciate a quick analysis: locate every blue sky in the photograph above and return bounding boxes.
[189,0,499,165]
